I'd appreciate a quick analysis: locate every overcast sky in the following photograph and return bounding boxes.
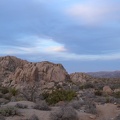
[0,0,120,73]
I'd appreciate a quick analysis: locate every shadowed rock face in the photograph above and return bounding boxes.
[0,56,28,82]
[0,56,70,87]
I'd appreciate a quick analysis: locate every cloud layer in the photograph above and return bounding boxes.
[1,36,120,62]
[66,0,120,25]
[0,0,120,72]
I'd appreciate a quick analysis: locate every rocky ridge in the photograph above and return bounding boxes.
[0,56,71,88]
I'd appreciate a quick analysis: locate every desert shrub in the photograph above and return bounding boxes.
[42,92,49,100]
[113,91,120,98]
[9,87,18,96]
[105,96,110,103]
[68,100,84,110]
[79,83,94,89]
[15,103,28,109]
[33,101,50,111]
[84,83,94,89]
[20,82,39,102]
[85,101,97,114]
[0,106,19,116]
[0,87,9,94]
[94,97,106,104]
[94,90,102,96]
[50,106,79,120]
[29,114,39,120]
[44,89,77,105]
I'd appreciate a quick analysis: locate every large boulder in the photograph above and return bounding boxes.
[70,72,92,83]
[103,86,113,95]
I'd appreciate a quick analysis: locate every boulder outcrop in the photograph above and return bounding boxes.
[0,56,70,88]
[70,72,92,83]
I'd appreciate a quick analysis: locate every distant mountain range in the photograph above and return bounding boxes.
[87,71,120,78]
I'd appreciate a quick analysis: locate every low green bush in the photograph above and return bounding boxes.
[43,89,77,105]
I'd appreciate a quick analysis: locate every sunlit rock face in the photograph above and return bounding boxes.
[0,56,70,88]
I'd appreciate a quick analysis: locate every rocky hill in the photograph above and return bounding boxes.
[0,56,70,88]
[87,71,120,78]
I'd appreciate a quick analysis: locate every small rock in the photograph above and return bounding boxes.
[89,115,96,119]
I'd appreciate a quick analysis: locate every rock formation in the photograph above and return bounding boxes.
[0,56,27,83]
[70,72,92,83]
[0,56,70,88]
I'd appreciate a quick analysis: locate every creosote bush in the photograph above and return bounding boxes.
[43,89,77,105]
[50,106,79,120]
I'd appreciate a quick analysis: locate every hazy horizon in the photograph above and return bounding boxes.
[0,0,120,72]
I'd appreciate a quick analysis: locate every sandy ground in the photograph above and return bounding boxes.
[2,101,120,120]
[96,103,120,120]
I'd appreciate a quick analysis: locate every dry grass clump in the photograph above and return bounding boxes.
[85,101,97,114]
[15,103,28,109]
[33,101,51,111]
[29,114,40,120]
[68,100,84,110]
